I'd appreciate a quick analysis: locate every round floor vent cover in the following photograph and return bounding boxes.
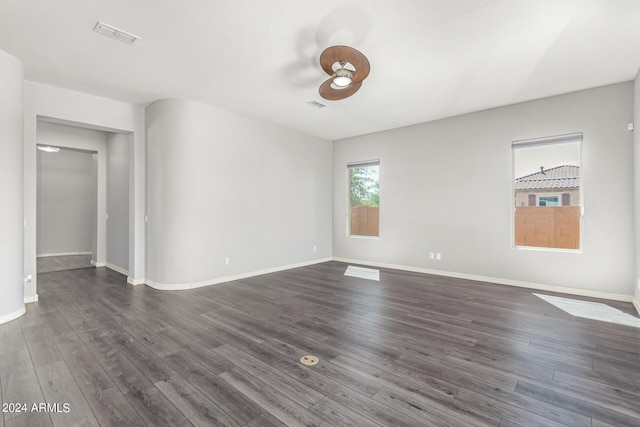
[299,355,319,366]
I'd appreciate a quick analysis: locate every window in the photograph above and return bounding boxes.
[348,160,379,237]
[538,196,559,206]
[513,133,581,250]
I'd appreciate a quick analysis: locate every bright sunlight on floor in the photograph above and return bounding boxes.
[535,293,640,328]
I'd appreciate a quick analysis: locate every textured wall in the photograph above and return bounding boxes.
[0,50,24,322]
[37,147,94,256]
[334,83,635,296]
[106,133,130,272]
[633,71,640,308]
[146,99,333,287]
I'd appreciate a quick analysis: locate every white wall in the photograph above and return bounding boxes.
[633,70,640,312]
[18,74,638,308]
[334,82,635,298]
[106,133,130,273]
[36,122,106,262]
[24,82,145,299]
[0,50,24,322]
[91,154,98,262]
[145,99,332,288]
[37,147,94,256]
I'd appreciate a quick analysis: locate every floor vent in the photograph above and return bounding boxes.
[299,355,319,366]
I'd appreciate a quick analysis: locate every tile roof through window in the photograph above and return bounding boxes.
[514,165,579,191]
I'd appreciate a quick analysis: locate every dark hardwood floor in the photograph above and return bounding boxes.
[37,255,93,274]
[1,261,640,426]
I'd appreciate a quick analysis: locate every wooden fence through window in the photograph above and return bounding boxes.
[351,206,379,237]
[515,206,580,249]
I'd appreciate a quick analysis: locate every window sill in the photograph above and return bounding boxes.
[513,245,582,254]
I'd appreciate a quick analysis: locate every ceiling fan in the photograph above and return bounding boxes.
[319,45,370,101]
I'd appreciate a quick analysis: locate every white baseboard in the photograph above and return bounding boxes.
[333,257,634,303]
[0,305,26,325]
[144,258,333,291]
[127,277,144,286]
[91,260,106,267]
[37,251,91,258]
[633,296,640,316]
[105,263,129,276]
[24,294,39,304]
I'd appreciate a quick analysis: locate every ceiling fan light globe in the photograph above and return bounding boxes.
[332,75,352,87]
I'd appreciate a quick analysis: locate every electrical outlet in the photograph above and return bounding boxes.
[429,252,434,260]
[436,253,441,261]
[637,279,640,290]
[313,245,317,252]
[224,257,230,266]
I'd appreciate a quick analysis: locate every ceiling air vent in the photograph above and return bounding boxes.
[93,21,141,45]
[306,100,326,109]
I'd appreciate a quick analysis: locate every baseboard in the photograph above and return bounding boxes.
[144,257,333,291]
[37,251,91,258]
[332,257,634,303]
[0,305,26,325]
[633,296,640,316]
[127,277,144,286]
[24,294,39,304]
[105,263,129,276]
[91,260,106,267]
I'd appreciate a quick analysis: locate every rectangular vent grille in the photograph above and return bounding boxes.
[306,100,326,109]
[93,21,141,45]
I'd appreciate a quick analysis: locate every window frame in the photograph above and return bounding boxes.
[347,159,380,238]
[511,133,583,252]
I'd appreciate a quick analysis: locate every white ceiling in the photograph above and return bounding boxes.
[1,0,639,140]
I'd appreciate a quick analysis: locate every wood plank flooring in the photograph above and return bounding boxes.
[37,255,93,274]
[1,261,640,426]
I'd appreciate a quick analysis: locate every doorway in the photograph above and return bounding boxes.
[35,120,130,276]
[36,145,96,273]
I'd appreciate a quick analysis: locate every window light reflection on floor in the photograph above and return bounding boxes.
[535,293,640,328]
[344,265,380,281]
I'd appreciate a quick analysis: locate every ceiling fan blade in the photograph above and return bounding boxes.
[320,45,370,84]
[319,79,362,100]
